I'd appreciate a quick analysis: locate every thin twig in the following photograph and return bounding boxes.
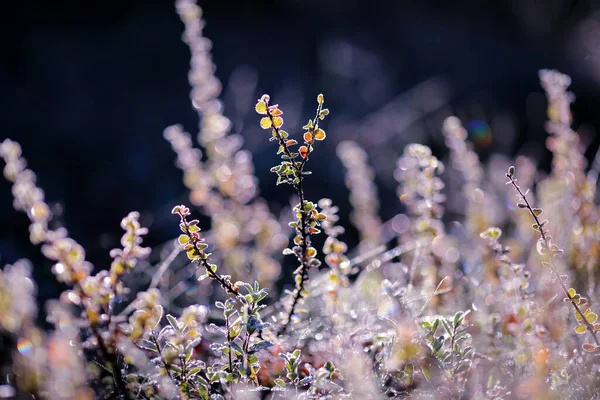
[507,171,600,347]
[150,246,183,289]
[264,99,323,336]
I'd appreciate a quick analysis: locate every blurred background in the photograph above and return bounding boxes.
[3,0,600,304]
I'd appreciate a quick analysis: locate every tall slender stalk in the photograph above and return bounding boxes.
[255,94,328,335]
[506,167,600,348]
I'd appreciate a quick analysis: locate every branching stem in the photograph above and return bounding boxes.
[177,212,244,300]
[507,173,600,347]
[264,100,323,336]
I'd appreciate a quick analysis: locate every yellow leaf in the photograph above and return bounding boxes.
[272,116,283,128]
[178,234,190,245]
[255,101,267,114]
[186,249,198,260]
[313,128,326,141]
[567,288,576,298]
[587,313,598,324]
[317,93,324,104]
[260,117,272,129]
[575,325,587,334]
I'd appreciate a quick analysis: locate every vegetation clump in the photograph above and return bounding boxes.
[2,1,600,399]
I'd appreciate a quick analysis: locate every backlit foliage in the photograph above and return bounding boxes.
[3,2,600,399]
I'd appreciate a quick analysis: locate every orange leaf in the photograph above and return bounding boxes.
[299,146,309,159]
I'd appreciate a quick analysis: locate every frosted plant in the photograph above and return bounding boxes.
[337,140,383,251]
[442,116,487,237]
[2,2,600,398]
[395,144,449,297]
[255,93,329,334]
[165,0,286,291]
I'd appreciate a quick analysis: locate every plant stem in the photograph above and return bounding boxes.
[178,213,244,300]
[264,103,313,336]
[225,314,233,374]
[91,324,129,398]
[150,333,177,384]
[507,174,600,347]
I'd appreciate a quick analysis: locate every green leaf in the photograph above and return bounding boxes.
[421,365,431,381]
[275,378,286,387]
[230,341,244,356]
[480,227,502,239]
[508,166,515,178]
[441,319,452,336]
[137,339,158,352]
[403,363,414,386]
[432,319,439,333]
[302,120,313,130]
[169,364,182,374]
[453,311,464,328]
[198,384,209,400]
[166,314,180,332]
[187,367,203,379]
[249,341,273,352]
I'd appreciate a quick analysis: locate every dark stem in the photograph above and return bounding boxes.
[91,324,129,399]
[150,333,176,383]
[225,314,233,373]
[265,101,324,336]
[178,213,243,300]
[264,105,311,336]
[507,173,600,347]
[450,328,456,377]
